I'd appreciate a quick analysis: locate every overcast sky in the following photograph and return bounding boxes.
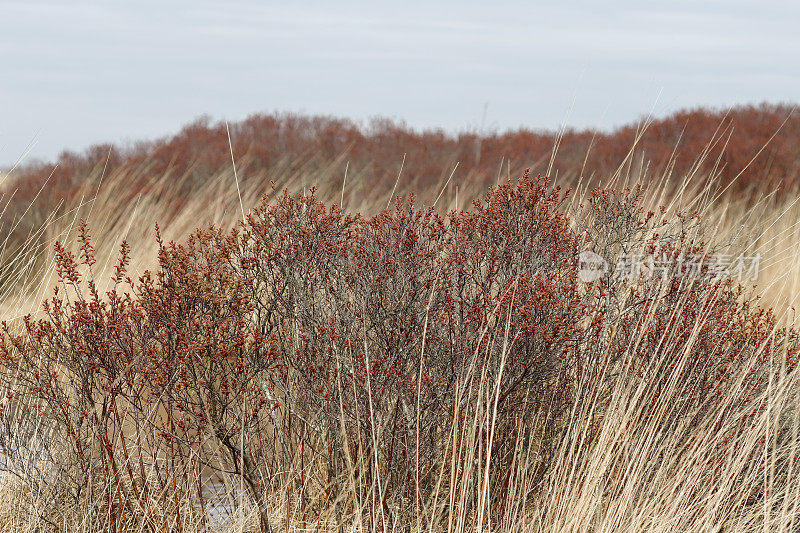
[2,0,799,167]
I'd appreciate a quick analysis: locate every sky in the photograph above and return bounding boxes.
[2,0,799,167]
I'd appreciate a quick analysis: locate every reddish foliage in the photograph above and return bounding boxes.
[0,174,797,529]
[3,104,798,257]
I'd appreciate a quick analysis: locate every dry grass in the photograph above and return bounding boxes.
[0,114,799,532]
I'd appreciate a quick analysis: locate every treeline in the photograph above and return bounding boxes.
[9,102,800,201]
[1,103,797,269]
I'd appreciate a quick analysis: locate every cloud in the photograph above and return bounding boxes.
[1,0,798,166]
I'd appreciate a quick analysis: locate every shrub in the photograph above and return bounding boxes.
[1,172,796,530]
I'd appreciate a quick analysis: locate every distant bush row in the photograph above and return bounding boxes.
[3,104,797,231]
